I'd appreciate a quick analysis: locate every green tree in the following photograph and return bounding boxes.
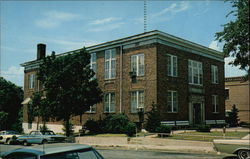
[145,102,161,132]
[29,92,50,130]
[227,104,239,127]
[216,0,249,74]
[38,48,102,136]
[0,77,23,132]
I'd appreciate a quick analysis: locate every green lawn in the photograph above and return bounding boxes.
[169,131,249,142]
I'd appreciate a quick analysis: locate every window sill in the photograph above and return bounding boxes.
[189,83,203,87]
[213,112,219,114]
[103,112,116,114]
[167,112,178,113]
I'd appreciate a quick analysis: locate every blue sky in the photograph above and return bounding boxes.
[0,1,247,87]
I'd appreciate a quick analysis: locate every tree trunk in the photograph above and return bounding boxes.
[65,116,71,137]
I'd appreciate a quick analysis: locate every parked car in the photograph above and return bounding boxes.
[0,130,21,145]
[17,130,66,146]
[0,143,104,159]
[213,135,250,159]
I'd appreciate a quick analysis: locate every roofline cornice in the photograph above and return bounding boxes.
[20,30,224,68]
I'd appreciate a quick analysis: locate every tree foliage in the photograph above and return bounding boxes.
[0,77,23,131]
[226,104,239,127]
[145,102,161,132]
[38,48,102,136]
[216,0,249,73]
[28,92,50,128]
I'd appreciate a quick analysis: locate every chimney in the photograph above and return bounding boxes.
[37,43,46,60]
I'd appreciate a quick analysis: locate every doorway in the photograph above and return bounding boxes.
[193,103,202,125]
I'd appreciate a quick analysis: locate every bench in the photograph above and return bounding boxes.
[161,121,175,126]
[176,121,189,126]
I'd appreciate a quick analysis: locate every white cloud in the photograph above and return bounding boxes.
[90,17,121,25]
[35,11,79,28]
[224,57,247,77]
[152,1,190,18]
[208,40,221,51]
[2,66,24,87]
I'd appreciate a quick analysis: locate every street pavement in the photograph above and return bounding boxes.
[0,144,235,159]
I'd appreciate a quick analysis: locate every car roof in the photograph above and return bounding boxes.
[2,143,93,157]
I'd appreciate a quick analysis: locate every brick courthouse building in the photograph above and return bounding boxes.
[21,30,225,133]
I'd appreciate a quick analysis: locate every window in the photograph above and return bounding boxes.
[167,91,178,112]
[167,54,177,77]
[212,95,219,113]
[87,105,96,113]
[211,65,219,84]
[104,93,115,113]
[225,89,229,100]
[105,49,116,79]
[131,91,144,113]
[90,53,97,79]
[131,54,144,76]
[28,74,35,89]
[188,60,203,85]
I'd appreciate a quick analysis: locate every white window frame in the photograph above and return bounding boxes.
[90,53,97,79]
[131,54,145,76]
[131,91,144,113]
[105,49,116,79]
[167,90,178,113]
[87,105,96,113]
[167,54,178,77]
[104,93,115,113]
[28,74,35,89]
[211,65,219,84]
[212,95,219,113]
[188,60,203,85]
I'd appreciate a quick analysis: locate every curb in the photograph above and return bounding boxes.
[85,143,218,155]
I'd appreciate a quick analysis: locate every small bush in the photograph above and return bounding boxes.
[239,122,250,128]
[197,125,211,132]
[155,125,171,133]
[103,114,129,134]
[84,119,101,134]
[125,122,136,137]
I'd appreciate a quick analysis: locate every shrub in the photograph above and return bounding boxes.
[155,125,171,133]
[103,114,130,134]
[197,125,211,132]
[84,119,101,134]
[145,102,161,133]
[125,122,136,137]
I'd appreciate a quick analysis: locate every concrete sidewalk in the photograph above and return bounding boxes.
[75,136,215,153]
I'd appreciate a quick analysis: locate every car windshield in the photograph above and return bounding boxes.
[41,131,55,135]
[41,149,103,159]
[3,153,37,159]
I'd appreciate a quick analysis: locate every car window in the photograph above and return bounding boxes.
[30,132,36,135]
[4,153,37,159]
[41,149,102,159]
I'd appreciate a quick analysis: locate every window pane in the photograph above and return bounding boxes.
[173,56,177,76]
[167,55,171,76]
[138,91,144,108]
[138,54,144,76]
[105,50,110,60]
[111,49,116,58]
[131,92,137,113]
[131,55,137,73]
[167,91,172,112]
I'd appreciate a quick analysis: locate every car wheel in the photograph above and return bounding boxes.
[23,141,30,146]
[238,149,250,159]
[42,139,48,144]
[6,139,11,145]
